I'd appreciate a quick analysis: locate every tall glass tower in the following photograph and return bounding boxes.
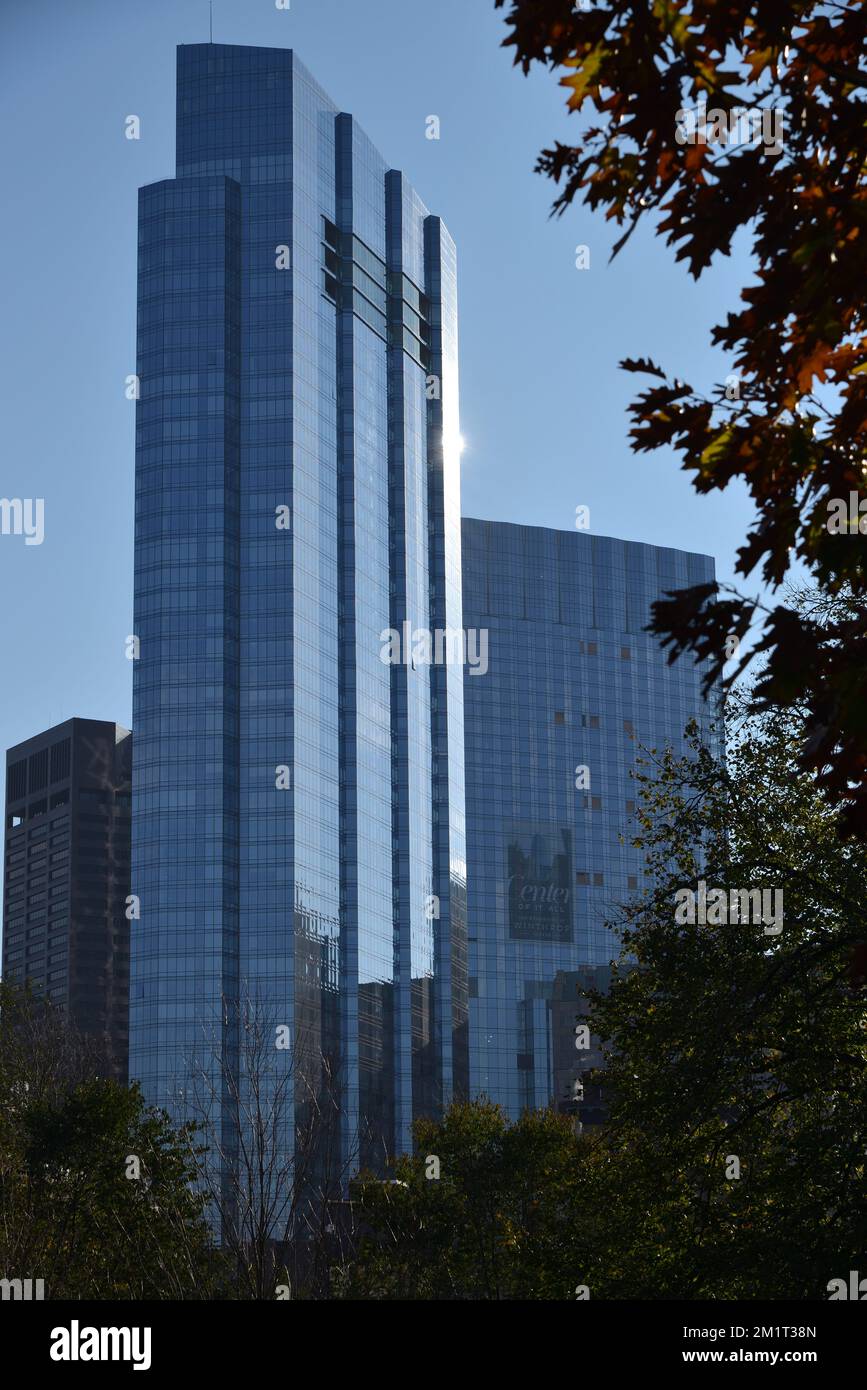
[131,44,467,1174]
[461,519,719,1120]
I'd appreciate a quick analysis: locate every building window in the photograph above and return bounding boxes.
[7,758,27,802]
[28,748,49,792]
[50,740,71,783]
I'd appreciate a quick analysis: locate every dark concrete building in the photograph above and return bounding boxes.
[2,720,132,1080]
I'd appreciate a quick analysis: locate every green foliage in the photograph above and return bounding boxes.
[0,984,226,1299]
[345,678,867,1298]
[578,690,867,1297]
[344,1101,588,1299]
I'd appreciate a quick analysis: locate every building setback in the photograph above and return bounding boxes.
[461,519,719,1120]
[130,44,467,1171]
[2,719,132,1081]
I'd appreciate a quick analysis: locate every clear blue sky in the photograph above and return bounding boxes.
[0,0,763,763]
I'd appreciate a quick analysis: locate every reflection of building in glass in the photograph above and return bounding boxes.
[3,719,132,1082]
[130,44,466,1175]
[549,966,611,1130]
[461,519,719,1118]
[507,825,573,943]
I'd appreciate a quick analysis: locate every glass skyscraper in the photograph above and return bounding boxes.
[461,519,718,1119]
[131,44,467,1173]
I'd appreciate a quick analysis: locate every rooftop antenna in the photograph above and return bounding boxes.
[209,1,213,42]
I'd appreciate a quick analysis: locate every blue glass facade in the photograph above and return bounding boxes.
[131,44,466,1170]
[461,519,718,1118]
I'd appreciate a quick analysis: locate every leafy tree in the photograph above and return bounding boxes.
[577,682,867,1298]
[495,0,867,836]
[0,983,225,1299]
[343,1101,588,1299]
[343,641,867,1299]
